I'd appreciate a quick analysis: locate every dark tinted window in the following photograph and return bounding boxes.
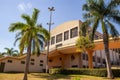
[56,33,62,43]
[64,30,69,40]
[70,27,78,38]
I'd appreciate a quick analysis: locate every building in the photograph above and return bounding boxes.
[47,20,120,69]
[0,20,120,72]
[0,54,46,72]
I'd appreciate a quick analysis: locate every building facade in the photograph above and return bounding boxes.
[0,54,46,72]
[47,20,120,69]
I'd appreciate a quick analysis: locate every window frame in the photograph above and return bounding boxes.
[70,27,78,38]
[56,33,62,43]
[64,30,69,41]
[51,36,55,45]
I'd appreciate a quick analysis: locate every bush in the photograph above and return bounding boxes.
[49,68,63,74]
[49,68,120,77]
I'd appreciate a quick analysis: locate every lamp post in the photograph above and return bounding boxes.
[46,7,55,73]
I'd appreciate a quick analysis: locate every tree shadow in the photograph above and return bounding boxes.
[30,73,70,80]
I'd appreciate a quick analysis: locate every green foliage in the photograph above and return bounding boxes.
[9,8,50,56]
[49,68,63,74]
[0,53,4,58]
[76,35,95,52]
[49,68,120,77]
[9,8,50,80]
[2,47,19,57]
[82,0,120,40]
[82,0,120,78]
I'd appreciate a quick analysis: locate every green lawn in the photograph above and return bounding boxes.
[0,73,120,80]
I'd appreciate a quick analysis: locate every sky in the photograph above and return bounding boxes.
[0,0,120,52]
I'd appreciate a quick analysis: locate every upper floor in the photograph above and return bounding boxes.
[45,20,103,51]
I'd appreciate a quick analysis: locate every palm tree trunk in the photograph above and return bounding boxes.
[23,45,31,80]
[103,33,113,79]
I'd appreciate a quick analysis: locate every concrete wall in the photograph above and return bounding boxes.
[48,20,80,51]
[0,54,46,72]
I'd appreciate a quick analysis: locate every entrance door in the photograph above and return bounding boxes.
[0,62,5,72]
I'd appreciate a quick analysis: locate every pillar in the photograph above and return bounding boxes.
[78,52,82,68]
[87,49,94,69]
[61,54,65,69]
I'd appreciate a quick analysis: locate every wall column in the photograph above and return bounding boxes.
[87,49,94,69]
[100,50,103,67]
[78,52,82,68]
[61,54,65,69]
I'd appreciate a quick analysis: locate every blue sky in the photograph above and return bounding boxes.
[0,0,120,52]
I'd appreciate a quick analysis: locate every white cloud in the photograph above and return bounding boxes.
[17,2,32,12]
[27,3,32,9]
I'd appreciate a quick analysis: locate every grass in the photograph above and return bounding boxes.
[0,73,120,80]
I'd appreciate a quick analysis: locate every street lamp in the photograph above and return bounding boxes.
[46,7,55,73]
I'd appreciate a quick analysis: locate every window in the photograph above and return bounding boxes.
[93,56,95,62]
[86,54,88,61]
[71,55,75,61]
[103,59,106,64]
[82,53,86,60]
[21,61,25,64]
[59,57,62,61]
[40,64,43,66]
[94,35,99,40]
[49,59,53,62]
[31,59,34,61]
[82,53,88,61]
[97,57,100,63]
[31,62,34,65]
[83,65,86,68]
[40,60,43,63]
[72,65,78,68]
[51,36,55,45]
[56,33,62,43]
[8,60,12,63]
[64,30,69,40]
[70,27,78,38]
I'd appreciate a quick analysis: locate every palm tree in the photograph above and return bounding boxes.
[0,52,4,58]
[9,8,50,80]
[76,35,95,68]
[3,47,19,57]
[82,0,120,78]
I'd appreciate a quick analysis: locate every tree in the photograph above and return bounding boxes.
[0,52,4,58]
[3,47,18,57]
[82,0,120,78]
[76,35,95,68]
[9,8,50,80]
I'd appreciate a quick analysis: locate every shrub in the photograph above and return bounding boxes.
[49,68,63,74]
[49,68,120,77]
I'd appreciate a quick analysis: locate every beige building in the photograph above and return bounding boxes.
[0,54,46,72]
[47,20,120,69]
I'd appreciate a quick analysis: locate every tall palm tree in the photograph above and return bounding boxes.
[3,47,18,56]
[82,0,120,78]
[9,8,50,80]
[0,52,4,58]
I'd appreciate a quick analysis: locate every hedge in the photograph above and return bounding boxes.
[49,68,120,77]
